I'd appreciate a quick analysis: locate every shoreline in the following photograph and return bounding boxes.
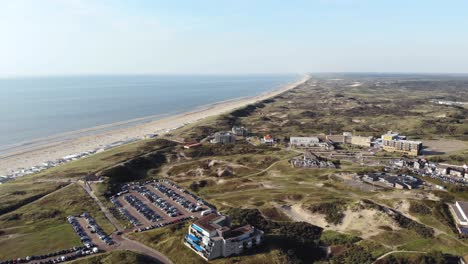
[0,75,309,175]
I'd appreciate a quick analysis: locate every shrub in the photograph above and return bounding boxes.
[409,201,432,215]
[308,201,346,225]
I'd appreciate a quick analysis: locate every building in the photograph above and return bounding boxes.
[262,134,275,144]
[361,173,422,189]
[450,201,468,235]
[290,137,320,148]
[232,126,248,137]
[381,131,422,156]
[184,213,264,260]
[326,132,352,144]
[290,153,336,169]
[325,132,372,146]
[184,143,202,149]
[350,135,373,147]
[211,132,236,144]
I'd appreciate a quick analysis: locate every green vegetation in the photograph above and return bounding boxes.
[320,230,361,246]
[0,181,66,215]
[330,245,374,264]
[69,250,161,264]
[0,184,114,260]
[377,251,459,264]
[308,200,347,225]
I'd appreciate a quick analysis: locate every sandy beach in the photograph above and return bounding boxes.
[0,75,309,175]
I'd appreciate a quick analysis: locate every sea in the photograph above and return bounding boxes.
[0,74,298,154]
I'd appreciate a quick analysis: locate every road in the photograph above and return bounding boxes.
[116,235,173,264]
[80,181,124,232]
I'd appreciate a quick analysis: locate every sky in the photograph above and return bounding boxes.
[1,0,468,77]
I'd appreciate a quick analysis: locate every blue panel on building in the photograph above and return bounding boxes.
[186,237,203,252]
[188,234,199,242]
[192,224,204,233]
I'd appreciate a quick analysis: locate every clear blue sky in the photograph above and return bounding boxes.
[1,0,467,77]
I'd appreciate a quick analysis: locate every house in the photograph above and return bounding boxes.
[414,161,422,169]
[290,137,320,148]
[184,213,263,260]
[184,143,202,149]
[211,132,236,144]
[362,174,379,182]
[449,168,466,178]
[231,126,248,137]
[262,135,275,144]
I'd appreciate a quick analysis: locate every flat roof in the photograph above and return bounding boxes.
[193,214,226,232]
[457,201,468,216]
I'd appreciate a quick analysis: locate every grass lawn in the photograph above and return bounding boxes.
[398,234,468,256]
[0,184,114,260]
[69,250,161,264]
[0,181,65,214]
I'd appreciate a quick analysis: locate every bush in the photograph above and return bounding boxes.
[226,208,271,232]
[320,231,361,246]
[308,201,346,225]
[278,222,323,245]
[409,201,432,215]
[330,245,374,264]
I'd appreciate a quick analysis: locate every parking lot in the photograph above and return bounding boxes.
[112,180,211,231]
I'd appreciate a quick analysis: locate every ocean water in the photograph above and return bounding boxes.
[0,75,298,151]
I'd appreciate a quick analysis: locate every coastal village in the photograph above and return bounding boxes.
[1,76,468,264]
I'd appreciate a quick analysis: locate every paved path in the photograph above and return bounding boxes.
[373,250,426,262]
[116,235,173,264]
[79,182,124,232]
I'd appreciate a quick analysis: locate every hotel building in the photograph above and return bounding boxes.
[184,214,264,260]
[381,131,422,156]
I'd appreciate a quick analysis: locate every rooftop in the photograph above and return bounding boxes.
[193,214,228,232]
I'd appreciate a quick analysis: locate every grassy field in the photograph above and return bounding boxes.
[0,181,65,214]
[0,184,114,260]
[69,250,161,264]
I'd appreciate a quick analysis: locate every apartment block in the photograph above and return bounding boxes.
[381,131,422,156]
[184,214,263,260]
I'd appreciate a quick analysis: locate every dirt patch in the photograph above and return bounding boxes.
[378,190,440,202]
[279,204,398,239]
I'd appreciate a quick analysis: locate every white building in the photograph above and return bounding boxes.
[290,137,320,148]
[450,201,468,235]
[184,213,263,260]
[211,132,236,144]
[232,126,248,137]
